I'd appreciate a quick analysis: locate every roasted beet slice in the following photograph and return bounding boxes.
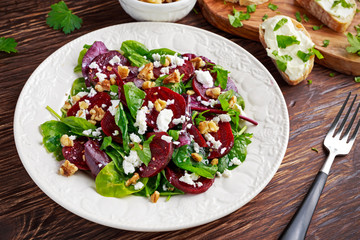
[84,139,111,177]
[82,41,109,84]
[87,51,130,86]
[207,120,234,159]
[153,59,194,82]
[62,140,88,170]
[143,87,186,130]
[189,95,225,114]
[67,92,112,119]
[165,166,215,194]
[188,125,207,147]
[101,111,122,143]
[138,132,173,178]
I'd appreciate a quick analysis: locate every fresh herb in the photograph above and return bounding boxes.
[100,136,113,150]
[0,37,17,53]
[322,39,330,47]
[134,135,155,166]
[192,110,209,126]
[332,0,354,9]
[193,8,199,14]
[262,14,268,21]
[128,53,149,67]
[329,73,335,77]
[355,76,360,82]
[307,79,312,85]
[61,116,97,136]
[272,50,292,72]
[276,35,300,49]
[123,82,146,119]
[168,130,180,141]
[312,25,323,31]
[355,24,360,37]
[346,32,360,55]
[46,1,82,34]
[246,4,256,13]
[297,50,313,62]
[115,102,130,154]
[311,147,318,153]
[147,48,179,61]
[228,7,250,28]
[303,14,309,22]
[274,18,288,31]
[268,3,278,11]
[211,65,229,89]
[295,11,302,22]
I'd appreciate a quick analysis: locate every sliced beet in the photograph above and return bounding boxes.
[67,92,112,119]
[188,125,207,147]
[62,140,88,170]
[153,59,194,82]
[189,95,225,114]
[206,120,234,159]
[143,86,186,130]
[165,166,215,194]
[101,111,122,143]
[82,41,109,84]
[87,51,130,86]
[84,139,111,177]
[138,132,173,178]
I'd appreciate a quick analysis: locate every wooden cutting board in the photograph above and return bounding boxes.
[198,0,360,76]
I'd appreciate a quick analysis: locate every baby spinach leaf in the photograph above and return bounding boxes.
[168,130,180,141]
[100,136,112,150]
[172,145,217,178]
[274,18,288,31]
[123,82,146,119]
[128,53,149,67]
[61,116,96,136]
[134,173,161,197]
[146,48,178,61]
[158,171,184,196]
[120,40,149,58]
[74,48,88,73]
[95,161,148,198]
[276,35,300,49]
[192,110,209,126]
[134,135,155,166]
[104,144,125,173]
[115,102,130,154]
[70,77,88,96]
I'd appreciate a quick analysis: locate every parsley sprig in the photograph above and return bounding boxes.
[46,1,82,34]
[346,32,360,56]
[0,37,18,53]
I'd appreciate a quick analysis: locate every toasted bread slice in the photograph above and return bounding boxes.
[259,16,315,85]
[296,0,356,32]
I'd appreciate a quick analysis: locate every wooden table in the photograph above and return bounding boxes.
[1,0,359,239]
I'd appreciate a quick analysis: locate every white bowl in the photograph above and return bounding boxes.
[119,0,197,22]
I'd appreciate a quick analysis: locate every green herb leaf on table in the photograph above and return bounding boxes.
[311,147,318,153]
[309,47,324,59]
[346,32,360,55]
[355,76,360,82]
[295,11,302,22]
[0,37,18,53]
[246,4,256,13]
[307,79,312,85]
[274,18,288,31]
[268,3,278,11]
[262,14,268,21]
[312,25,323,31]
[276,35,300,49]
[329,73,335,77]
[355,24,360,37]
[46,1,82,34]
[322,39,330,47]
[228,7,251,28]
[303,14,309,22]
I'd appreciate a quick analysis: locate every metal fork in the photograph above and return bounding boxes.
[280,92,360,240]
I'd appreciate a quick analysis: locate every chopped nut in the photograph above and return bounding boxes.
[191,153,203,162]
[137,62,155,81]
[63,101,72,110]
[72,95,81,104]
[118,66,130,79]
[205,87,221,99]
[79,101,89,110]
[95,79,111,92]
[142,81,156,90]
[125,173,140,187]
[186,90,195,95]
[59,160,78,177]
[190,57,205,69]
[162,57,170,67]
[89,105,105,121]
[150,191,160,203]
[229,96,237,108]
[60,134,74,147]
[88,120,97,125]
[211,158,219,165]
[110,77,117,85]
[198,120,219,134]
[163,69,180,84]
[154,99,167,112]
[107,66,113,71]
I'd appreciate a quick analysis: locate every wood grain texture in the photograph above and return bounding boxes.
[198,0,360,76]
[0,0,359,239]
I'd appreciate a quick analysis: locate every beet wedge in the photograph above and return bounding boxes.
[84,139,111,177]
[62,140,88,170]
[206,120,234,159]
[67,92,111,119]
[101,111,122,143]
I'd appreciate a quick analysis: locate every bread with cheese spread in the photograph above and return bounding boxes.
[259,15,315,85]
[296,0,356,32]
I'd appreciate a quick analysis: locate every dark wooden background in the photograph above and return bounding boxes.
[1,0,359,239]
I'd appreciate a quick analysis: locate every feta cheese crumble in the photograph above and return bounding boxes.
[134,106,148,135]
[204,133,222,149]
[96,72,107,82]
[231,157,242,166]
[130,133,142,143]
[156,109,173,132]
[195,70,213,88]
[109,55,121,66]
[123,150,142,174]
[219,114,231,122]
[161,135,173,143]
[133,181,144,190]
[179,171,202,187]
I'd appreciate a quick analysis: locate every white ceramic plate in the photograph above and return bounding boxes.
[14,23,289,231]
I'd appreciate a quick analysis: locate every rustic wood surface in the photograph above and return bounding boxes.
[198,0,360,76]
[1,0,359,239]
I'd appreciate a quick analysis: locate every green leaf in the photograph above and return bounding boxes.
[104,146,125,173]
[276,35,300,49]
[297,50,312,62]
[228,14,243,28]
[115,102,130,154]
[268,3,278,11]
[310,47,324,59]
[274,18,288,31]
[70,77,88,96]
[218,90,234,111]
[355,76,360,82]
[0,37,17,53]
[295,11,302,22]
[192,110,209,126]
[355,24,360,37]
[120,40,149,58]
[329,73,335,77]
[168,130,180,141]
[332,0,354,8]
[262,14,268,21]
[272,50,292,72]
[346,32,360,55]
[303,14,309,22]
[95,162,148,198]
[100,136,112,150]
[134,135,155,166]
[307,79,312,85]
[211,65,229,89]
[61,116,97,136]
[46,1,82,34]
[123,82,146,119]
[246,4,256,13]
[128,53,149,67]
[228,8,250,28]
[322,39,330,47]
[134,173,162,197]
[74,48,88,73]
[312,25,323,31]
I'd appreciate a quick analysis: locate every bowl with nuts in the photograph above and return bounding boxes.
[119,0,197,22]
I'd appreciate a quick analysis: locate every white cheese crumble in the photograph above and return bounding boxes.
[92,127,102,137]
[89,62,101,71]
[77,91,88,98]
[69,135,76,141]
[193,142,200,153]
[231,157,242,166]
[134,106,148,135]
[82,129,92,136]
[179,171,202,187]
[195,70,214,88]
[96,72,107,82]
[166,99,175,105]
[173,141,180,145]
[222,169,232,178]
[123,150,142,174]
[156,109,173,132]
[172,115,186,125]
[109,74,117,79]
[160,66,170,75]
[113,130,119,136]
[161,135,173,143]
[88,88,97,98]
[133,181,144,190]
[152,53,161,61]
[220,147,226,155]
[153,61,162,68]
[109,55,121,66]
[148,101,154,110]
[219,114,231,122]
[204,133,222,150]
[75,110,86,119]
[130,133,142,143]
[108,100,120,116]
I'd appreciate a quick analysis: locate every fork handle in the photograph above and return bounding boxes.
[279,171,328,240]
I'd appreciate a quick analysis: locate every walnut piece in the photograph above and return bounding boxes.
[150,191,160,203]
[205,87,221,99]
[138,62,155,81]
[125,173,140,187]
[198,120,219,134]
[190,57,205,69]
[60,134,74,147]
[107,66,113,71]
[72,95,81,104]
[118,66,130,79]
[154,99,167,112]
[142,81,156,90]
[191,153,203,162]
[211,158,219,165]
[186,90,195,95]
[163,69,180,84]
[95,79,111,92]
[229,96,237,108]
[89,105,105,121]
[79,101,89,110]
[63,101,72,110]
[59,160,78,177]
